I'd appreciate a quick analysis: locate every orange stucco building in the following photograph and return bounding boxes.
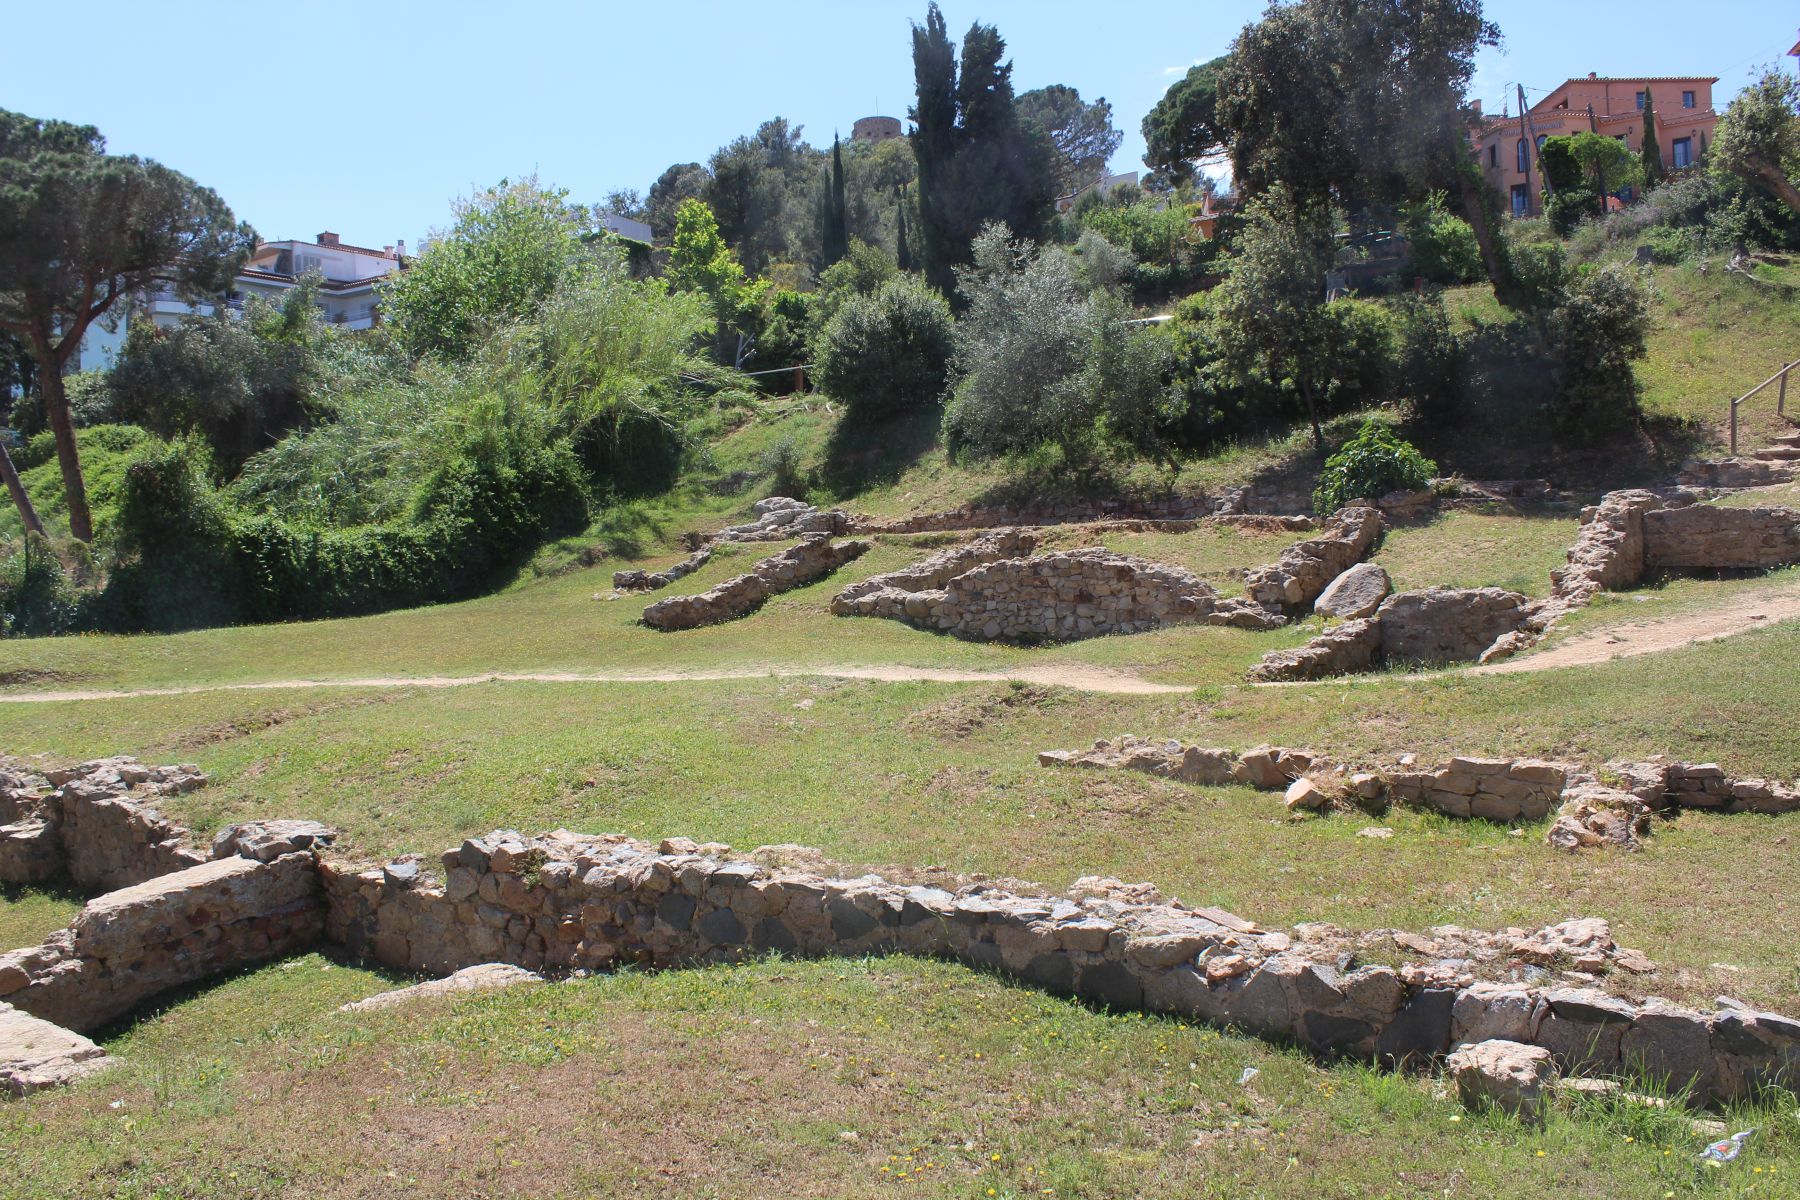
[1469,74,1720,217]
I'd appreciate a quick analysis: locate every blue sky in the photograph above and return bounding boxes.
[3,1,1792,249]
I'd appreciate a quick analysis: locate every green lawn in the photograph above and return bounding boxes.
[4,952,1792,1200]
[0,884,84,950]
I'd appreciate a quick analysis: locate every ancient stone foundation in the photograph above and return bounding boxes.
[612,546,713,592]
[713,497,851,543]
[1243,507,1384,613]
[1038,735,1799,838]
[834,545,1280,643]
[0,754,1797,1108]
[1249,586,1535,681]
[641,535,869,631]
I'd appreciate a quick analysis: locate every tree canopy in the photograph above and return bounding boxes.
[1712,68,1800,217]
[1141,57,1230,184]
[0,107,253,541]
[1016,84,1122,194]
[909,3,1057,297]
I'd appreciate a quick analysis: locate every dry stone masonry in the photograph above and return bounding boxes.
[713,497,851,543]
[834,544,1280,643]
[1253,490,1800,682]
[1243,507,1385,614]
[612,546,713,592]
[641,535,869,631]
[1038,736,1798,839]
[831,528,1040,615]
[4,752,1800,1108]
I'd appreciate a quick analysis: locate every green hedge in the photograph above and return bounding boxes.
[94,438,589,632]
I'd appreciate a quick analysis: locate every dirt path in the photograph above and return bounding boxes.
[1470,580,1800,676]
[0,662,1192,704]
[6,583,1796,705]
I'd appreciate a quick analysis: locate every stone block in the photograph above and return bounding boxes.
[1445,1039,1555,1120]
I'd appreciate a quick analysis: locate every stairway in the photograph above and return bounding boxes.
[1751,430,1800,463]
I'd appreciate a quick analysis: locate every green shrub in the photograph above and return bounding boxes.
[815,276,955,423]
[1401,195,1482,284]
[1546,264,1652,441]
[1319,299,1396,410]
[1312,420,1437,514]
[0,424,156,542]
[0,533,79,638]
[1390,292,1464,420]
[1640,224,1698,264]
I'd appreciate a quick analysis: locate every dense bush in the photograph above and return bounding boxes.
[814,276,955,422]
[1401,195,1482,284]
[0,533,80,637]
[806,240,899,341]
[1390,291,1464,420]
[1312,420,1436,513]
[1546,263,1652,440]
[97,432,589,632]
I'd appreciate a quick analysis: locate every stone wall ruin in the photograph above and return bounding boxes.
[3,753,1799,1108]
[641,535,869,631]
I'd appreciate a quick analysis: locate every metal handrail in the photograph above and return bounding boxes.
[1729,359,1797,454]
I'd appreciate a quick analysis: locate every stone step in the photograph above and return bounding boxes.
[1768,432,1800,448]
[1751,446,1800,461]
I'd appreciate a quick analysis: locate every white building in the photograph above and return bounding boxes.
[1055,170,1140,214]
[596,211,652,243]
[74,231,407,371]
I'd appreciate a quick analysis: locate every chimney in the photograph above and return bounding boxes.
[317,231,340,246]
[1587,71,1597,79]
[1470,99,1483,118]
[396,239,407,258]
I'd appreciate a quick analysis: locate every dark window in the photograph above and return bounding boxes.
[1510,183,1529,217]
[1635,91,1646,110]
[1671,136,1693,168]
[1682,90,1696,109]
[1489,143,1498,168]
[1516,138,1528,172]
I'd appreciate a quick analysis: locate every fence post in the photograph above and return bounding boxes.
[1780,362,1791,417]
[1730,398,1739,455]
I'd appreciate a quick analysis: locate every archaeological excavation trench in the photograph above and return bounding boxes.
[4,750,1799,1111]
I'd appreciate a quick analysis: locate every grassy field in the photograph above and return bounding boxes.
[4,260,1800,1197]
[3,952,1794,1200]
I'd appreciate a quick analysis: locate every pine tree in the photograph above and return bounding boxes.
[1640,87,1666,187]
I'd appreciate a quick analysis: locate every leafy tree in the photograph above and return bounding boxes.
[667,198,767,367]
[645,162,709,241]
[1142,57,1230,184]
[93,280,329,473]
[381,178,588,362]
[1640,87,1666,188]
[1312,421,1436,513]
[1206,185,1337,448]
[909,3,1057,296]
[1566,131,1643,216]
[0,107,253,542]
[1712,68,1800,217]
[808,240,900,343]
[603,188,648,221]
[815,276,955,422]
[1201,1,1509,299]
[1539,136,1599,235]
[896,200,915,270]
[1016,85,1123,194]
[704,118,821,273]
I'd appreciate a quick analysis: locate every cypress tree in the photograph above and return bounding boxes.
[896,193,914,271]
[820,135,849,267]
[1640,87,1666,187]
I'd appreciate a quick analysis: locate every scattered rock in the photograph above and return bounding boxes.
[1446,1038,1556,1119]
[339,963,544,1012]
[1314,562,1392,619]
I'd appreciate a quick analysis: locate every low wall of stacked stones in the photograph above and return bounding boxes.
[0,758,209,890]
[5,755,1800,1106]
[642,535,869,631]
[612,546,713,592]
[1243,507,1384,613]
[1039,735,1799,854]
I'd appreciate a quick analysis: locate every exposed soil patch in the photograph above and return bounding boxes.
[904,682,1072,740]
[151,693,404,752]
[0,667,79,688]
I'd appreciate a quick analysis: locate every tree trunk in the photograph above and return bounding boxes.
[1455,173,1509,301]
[1745,155,1800,217]
[32,340,94,544]
[1300,376,1324,450]
[0,436,44,536]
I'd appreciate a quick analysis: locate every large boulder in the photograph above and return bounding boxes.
[1314,562,1392,619]
[1445,1038,1556,1120]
